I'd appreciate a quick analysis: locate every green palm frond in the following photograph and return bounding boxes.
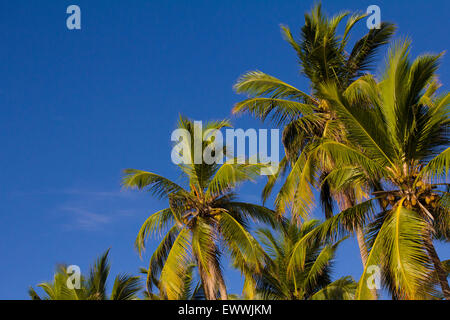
[356,200,433,299]
[311,198,377,244]
[281,113,328,160]
[135,208,175,257]
[315,140,387,179]
[158,227,192,299]
[340,13,367,49]
[418,147,450,184]
[235,98,316,126]
[346,22,396,79]
[146,225,181,291]
[87,249,111,300]
[321,166,366,196]
[122,169,185,199]
[218,210,264,270]
[110,274,141,300]
[233,71,313,102]
[206,162,265,197]
[178,264,202,300]
[320,82,396,169]
[343,74,380,106]
[310,276,357,300]
[31,250,141,300]
[191,219,216,277]
[221,201,280,229]
[275,149,316,219]
[303,239,344,293]
[261,156,289,205]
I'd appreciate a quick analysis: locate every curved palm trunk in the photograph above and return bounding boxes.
[424,234,450,300]
[326,159,370,266]
[339,193,369,265]
[355,228,369,266]
[340,192,377,299]
[218,274,228,300]
[196,248,228,300]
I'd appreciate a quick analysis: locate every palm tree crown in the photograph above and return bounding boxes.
[122,116,279,300]
[314,40,449,299]
[254,219,356,300]
[29,249,142,300]
[232,3,395,220]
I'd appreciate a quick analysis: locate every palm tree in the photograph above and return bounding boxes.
[232,3,395,270]
[122,116,279,300]
[29,249,142,300]
[310,40,449,299]
[252,219,356,300]
[140,264,205,300]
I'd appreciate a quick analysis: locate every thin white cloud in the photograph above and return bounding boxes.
[61,207,112,231]
[13,186,151,231]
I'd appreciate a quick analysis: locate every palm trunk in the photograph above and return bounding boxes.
[198,262,215,300]
[339,193,369,265]
[355,227,369,266]
[196,247,228,300]
[340,192,377,299]
[217,273,228,300]
[424,234,450,300]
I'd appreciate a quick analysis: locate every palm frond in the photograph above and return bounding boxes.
[206,162,265,197]
[122,169,185,199]
[418,147,450,184]
[146,225,181,292]
[221,201,280,229]
[310,276,357,300]
[110,274,142,300]
[135,208,175,257]
[233,71,313,102]
[320,82,396,169]
[303,239,344,294]
[218,210,264,270]
[356,200,433,299]
[275,150,316,220]
[233,98,316,126]
[28,287,41,300]
[87,249,111,300]
[346,22,396,80]
[158,227,192,299]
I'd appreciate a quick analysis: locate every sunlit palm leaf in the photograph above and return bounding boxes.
[159,227,192,299]
[356,200,432,299]
[122,169,185,199]
[135,208,175,257]
[110,274,141,300]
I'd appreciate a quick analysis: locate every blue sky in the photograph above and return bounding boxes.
[0,0,448,299]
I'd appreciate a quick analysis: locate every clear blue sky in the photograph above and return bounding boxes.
[0,0,448,299]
